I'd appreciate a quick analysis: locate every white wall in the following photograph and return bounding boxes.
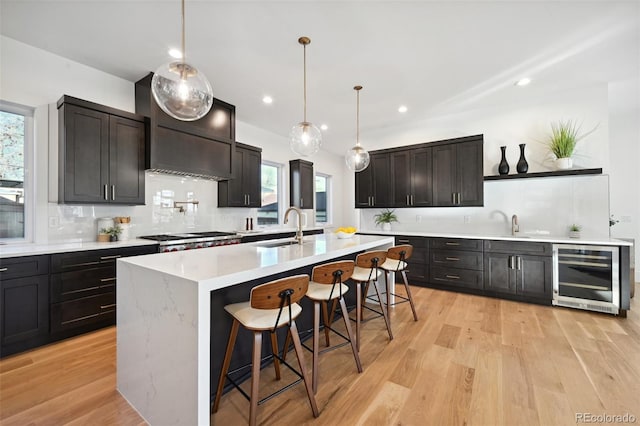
[1,36,346,243]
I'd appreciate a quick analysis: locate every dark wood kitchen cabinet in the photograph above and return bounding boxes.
[57,96,146,205]
[0,255,50,357]
[290,159,314,209]
[218,143,262,207]
[429,238,484,290]
[395,236,429,285]
[483,240,552,302]
[355,152,392,208]
[391,147,432,207]
[432,138,483,207]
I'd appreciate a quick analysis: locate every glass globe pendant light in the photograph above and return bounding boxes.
[345,85,370,172]
[151,0,213,121]
[290,37,322,157]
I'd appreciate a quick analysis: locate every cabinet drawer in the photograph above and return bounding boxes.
[430,266,483,289]
[50,292,115,333]
[0,255,49,280]
[51,250,122,273]
[430,238,483,251]
[395,236,428,248]
[484,240,552,256]
[50,265,115,303]
[431,249,483,271]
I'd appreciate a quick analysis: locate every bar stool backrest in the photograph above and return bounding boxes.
[387,245,413,262]
[311,260,355,284]
[356,250,387,270]
[251,274,309,309]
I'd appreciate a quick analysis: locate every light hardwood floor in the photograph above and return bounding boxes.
[2,284,639,425]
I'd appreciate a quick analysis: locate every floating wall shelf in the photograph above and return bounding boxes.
[484,168,603,181]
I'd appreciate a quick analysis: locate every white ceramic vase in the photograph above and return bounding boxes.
[569,231,581,239]
[382,223,392,232]
[555,157,573,170]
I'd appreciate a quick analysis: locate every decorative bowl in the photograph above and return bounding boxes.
[336,231,356,239]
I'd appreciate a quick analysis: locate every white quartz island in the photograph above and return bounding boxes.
[116,234,394,426]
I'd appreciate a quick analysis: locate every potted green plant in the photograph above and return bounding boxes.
[547,120,597,170]
[101,226,122,242]
[568,224,581,239]
[374,209,398,231]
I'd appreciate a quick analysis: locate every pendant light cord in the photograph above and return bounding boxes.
[356,89,360,146]
[303,43,307,123]
[181,0,186,65]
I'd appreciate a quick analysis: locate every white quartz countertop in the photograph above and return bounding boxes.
[358,230,633,246]
[0,239,159,258]
[118,234,395,291]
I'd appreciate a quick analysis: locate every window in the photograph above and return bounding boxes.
[0,102,34,241]
[315,173,330,224]
[257,162,281,226]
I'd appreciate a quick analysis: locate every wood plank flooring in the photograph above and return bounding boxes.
[1,284,639,425]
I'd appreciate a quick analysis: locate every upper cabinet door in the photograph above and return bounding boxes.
[354,162,374,208]
[60,104,110,203]
[432,144,457,206]
[218,143,262,207]
[109,116,146,204]
[289,159,314,209]
[371,153,391,207]
[456,140,484,207]
[410,147,433,207]
[245,148,262,207]
[391,151,411,207]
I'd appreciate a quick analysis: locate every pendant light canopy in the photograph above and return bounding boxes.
[345,86,370,172]
[152,0,213,121]
[290,36,322,157]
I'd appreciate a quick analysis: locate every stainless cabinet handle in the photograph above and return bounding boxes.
[445,257,460,261]
[300,197,303,207]
[100,277,116,282]
[445,274,460,280]
[104,185,108,201]
[406,195,410,205]
[247,194,250,205]
[0,267,7,272]
[445,242,459,246]
[100,304,116,310]
[508,255,514,269]
[398,239,410,243]
[452,193,456,204]
[100,255,121,261]
[411,194,414,205]
[111,185,115,200]
[516,256,522,270]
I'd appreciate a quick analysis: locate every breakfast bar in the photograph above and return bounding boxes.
[115,234,394,426]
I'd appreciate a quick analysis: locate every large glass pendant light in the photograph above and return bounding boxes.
[151,0,213,121]
[290,36,322,157]
[345,85,370,172]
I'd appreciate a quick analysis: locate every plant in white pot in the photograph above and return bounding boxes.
[546,120,597,170]
[568,224,582,239]
[374,209,398,231]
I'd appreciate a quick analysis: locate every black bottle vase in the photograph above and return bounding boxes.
[517,143,528,174]
[498,146,509,175]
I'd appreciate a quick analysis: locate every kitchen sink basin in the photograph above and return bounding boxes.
[500,235,531,239]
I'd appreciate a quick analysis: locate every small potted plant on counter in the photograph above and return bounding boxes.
[374,209,398,231]
[568,224,582,239]
[101,226,122,242]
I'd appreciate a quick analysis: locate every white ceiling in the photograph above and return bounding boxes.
[1,1,638,155]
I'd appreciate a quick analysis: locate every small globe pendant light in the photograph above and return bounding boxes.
[151,0,213,121]
[345,86,370,172]
[290,37,322,157]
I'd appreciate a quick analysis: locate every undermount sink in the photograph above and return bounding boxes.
[500,234,531,239]
[256,240,308,248]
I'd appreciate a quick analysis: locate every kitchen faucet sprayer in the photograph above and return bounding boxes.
[284,206,304,244]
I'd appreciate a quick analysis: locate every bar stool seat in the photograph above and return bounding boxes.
[213,274,318,426]
[306,281,349,301]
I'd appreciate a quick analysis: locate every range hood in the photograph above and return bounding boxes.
[135,73,235,181]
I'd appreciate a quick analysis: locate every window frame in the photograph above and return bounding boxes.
[315,172,331,225]
[257,160,284,227]
[0,100,35,243]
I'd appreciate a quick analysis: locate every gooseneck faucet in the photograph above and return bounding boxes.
[512,214,520,236]
[284,206,304,244]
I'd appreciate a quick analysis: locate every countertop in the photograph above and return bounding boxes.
[0,238,159,258]
[119,233,394,290]
[357,230,633,246]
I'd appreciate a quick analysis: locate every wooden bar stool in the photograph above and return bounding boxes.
[381,244,419,322]
[305,260,362,393]
[212,275,318,426]
[350,250,393,351]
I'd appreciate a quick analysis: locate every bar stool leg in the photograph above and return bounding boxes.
[289,320,320,417]
[372,278,394,341]
[402,270,419,321]
[249,331,262,426]
[339,296,362,373]
[270,332,281,380]
[213,319,240,413]
[281,329,292,362]
[321,301,331,347]
[312,301,321,394]
[355,281,362,351]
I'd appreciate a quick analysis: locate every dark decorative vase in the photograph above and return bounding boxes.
[498,146,509,175]
[516,143,528,174]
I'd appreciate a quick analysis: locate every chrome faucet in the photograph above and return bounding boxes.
[284,206,304,244]
[511,214,520,236]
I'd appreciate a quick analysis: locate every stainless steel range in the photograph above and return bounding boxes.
[139,231,241,252]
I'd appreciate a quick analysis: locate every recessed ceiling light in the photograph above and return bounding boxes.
[168,48,182,59]
[262,96,273,104]
[515,78,531,87]
[320,124,328,131]
[398,105,408,113]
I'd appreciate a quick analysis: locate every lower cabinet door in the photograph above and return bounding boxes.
[484,253,517,294]
[50,292,116,333]
[517,255,552,299]
[430,266,483,289]
[1,275,49,346]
